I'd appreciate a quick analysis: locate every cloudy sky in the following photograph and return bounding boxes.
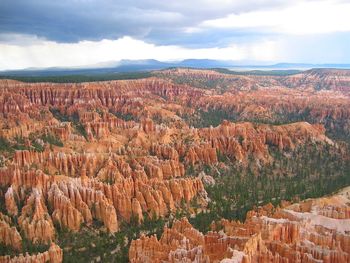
[0,0,350,70]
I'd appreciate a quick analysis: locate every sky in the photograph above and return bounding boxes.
[0,0,350,70]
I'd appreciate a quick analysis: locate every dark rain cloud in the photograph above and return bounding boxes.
[0,0,290,46]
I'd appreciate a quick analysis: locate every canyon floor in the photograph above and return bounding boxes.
[0,68,349,262]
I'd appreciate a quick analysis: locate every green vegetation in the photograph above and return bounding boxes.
[57,216,166,262]
[0,137,12,152]
[155,72,236,92]
[111,111,139,122]
[41,134,64,147]
[49,109,76,122]
[0,132,62,159]
[0,238,49,257]
[74,123,88,139]
[154,68,301,92]
[0,136,32,157]
[1,68,300,85]
[211,68,301,76]
[31,141,45,152]
[183,109,238,128]
[184,108,350,142]
[0,72,152,83]
[0,206,166,261]
[1,130,349,261]
[49,109,88,139]
[0,244,16,256]
[0,69,349,261]
[188,142,350,233]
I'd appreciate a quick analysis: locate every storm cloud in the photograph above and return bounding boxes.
[0,0,292,45]
[1,0,350,69]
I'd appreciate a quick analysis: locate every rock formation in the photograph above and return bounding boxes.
[18,189,55,244]
[0,69,348,261]
[0,213,22,251]
[0,243,63,263]
[130,187,350,263]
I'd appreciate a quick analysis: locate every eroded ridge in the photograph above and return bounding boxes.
[130,187,350,263]
[0,71,349,261]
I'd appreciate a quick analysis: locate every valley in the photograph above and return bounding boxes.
[0,68,349,262]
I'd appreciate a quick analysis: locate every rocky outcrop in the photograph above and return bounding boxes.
[198,171,215,186]
[283,69,350,93]
[0,243,63,263]
[0,70,348,261]
[0,164,204,236]
[186,121,331,165]
[130,187,350,263]
[92,176,205,222]
[48,183,86,231]
[129,217,205,263]
[194,88,350,137]
[5,187,18,216]
[185,144,218,166]
[141,118,156,134]
[47,178,119,232]
[0,167,51,192]
[157,68,350,93]
[1,69,349,140]
[0,213,22,251]
[18,189,55,244]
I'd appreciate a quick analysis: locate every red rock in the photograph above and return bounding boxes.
[0,70,348,261]
[18,189,55,244]
[0,242,63,263]
[130,187,350,263]
[0,213,22,251]
[5,187,18,216]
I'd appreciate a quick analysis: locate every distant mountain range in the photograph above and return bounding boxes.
[1,59,350,77]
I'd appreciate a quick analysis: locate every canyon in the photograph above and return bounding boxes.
[0,68,349,262]
[129,186,350,263]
